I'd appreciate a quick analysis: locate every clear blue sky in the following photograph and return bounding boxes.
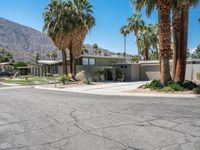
[0,0,200,55]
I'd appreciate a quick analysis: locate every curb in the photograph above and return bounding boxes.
[34,86,199,98]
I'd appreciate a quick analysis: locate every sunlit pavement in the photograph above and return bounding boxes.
[0,87,200,150]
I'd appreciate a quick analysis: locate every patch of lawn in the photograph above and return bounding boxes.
[1,77,56,85]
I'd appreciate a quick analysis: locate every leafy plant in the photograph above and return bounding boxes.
[167,81,184,91]
[115,68,123,80]
[92,69,103,82]
[182,81,197,90]
[146,79,164,90]
[13,61,28,70]
[60,76,68,85]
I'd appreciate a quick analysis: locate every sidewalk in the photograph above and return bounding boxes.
[34,81,199,98]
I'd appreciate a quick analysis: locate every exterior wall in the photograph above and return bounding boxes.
[76,65,113,77]
[139,61,200,81]
[114,64,140,81]
[140,64,160,81]
[30,59,200,82]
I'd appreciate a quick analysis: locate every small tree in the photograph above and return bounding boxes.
[14,61,28,70]
[47,50,58,60]
[191,45,200,59]
[93,44,99,55]
[35,52,41,65]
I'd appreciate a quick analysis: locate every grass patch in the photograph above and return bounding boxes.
[143,79,199,93]
[0,77,56,85]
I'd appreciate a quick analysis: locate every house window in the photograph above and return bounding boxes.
[82,58,89,65]
[89,58,95,65]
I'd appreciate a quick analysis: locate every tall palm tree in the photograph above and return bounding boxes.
[44,0,95,76]
[173,0,200,82]
[127,12,144,60]
[43,0,71,75]
[69,0,95,75]
[131,0,172,85]
[120,25,130,57]
[137,24,158,60]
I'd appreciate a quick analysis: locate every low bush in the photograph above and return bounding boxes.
[115,68,123,81]
[182,81,197,90]
[144,79,198,92]
[167,81,184,91]
[145,79,164,90]
[60,76,68,85]
[92,69,104,82]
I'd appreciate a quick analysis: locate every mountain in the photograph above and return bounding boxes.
[0,18,132,62]
[0,17,56,61]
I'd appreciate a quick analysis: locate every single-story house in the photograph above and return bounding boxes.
[35,55,131,76]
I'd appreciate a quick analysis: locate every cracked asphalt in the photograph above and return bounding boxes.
[0,87,200,150]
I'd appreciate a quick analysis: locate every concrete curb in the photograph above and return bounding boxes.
[34,86,199,98]
[0,82,19,86]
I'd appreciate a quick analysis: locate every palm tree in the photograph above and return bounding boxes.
[172,0,200,82]
[69,0,95,75]
[81,45,89,55]
[47,50,58,60]
[137,24,158,60]
[120,25,130,57]
[127,12,144,60]
[43,0,71,75]
[44,0,95,76]
[93,44,99,55]
[131,0,172,85]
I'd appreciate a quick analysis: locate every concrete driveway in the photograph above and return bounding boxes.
[0,88,200,150]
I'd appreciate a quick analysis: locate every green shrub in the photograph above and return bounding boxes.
[115,68,123,80]
[182,81,197,90]
[14,61,28,70]
[167,81,184,91]
[197,72,200,80]
[147,79,164,90]
[144,79,198,92]
[59,76,68,85]
[92,69,103,82]
[162,86,174,92]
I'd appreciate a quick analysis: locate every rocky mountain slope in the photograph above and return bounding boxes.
[0,18,132,62]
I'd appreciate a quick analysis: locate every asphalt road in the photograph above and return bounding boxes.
[0,87,200,150]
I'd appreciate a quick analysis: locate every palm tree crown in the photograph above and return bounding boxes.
[120,25,130,36]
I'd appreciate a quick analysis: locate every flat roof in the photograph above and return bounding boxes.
[38,60,63,65]
[0,62,11,66]
[80,55,131,59]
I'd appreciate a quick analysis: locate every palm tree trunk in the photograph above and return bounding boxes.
[144,47,149,60]
[62,50,68,75]
[155,46,159,60]
[174,3,189,83]
[70,51,76,76]
[157,1,172,85]
[134,31,140,61]
[70,49,73,74]
[124,35,126,58]
[172,10,181,80]
[72,55,76,76]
